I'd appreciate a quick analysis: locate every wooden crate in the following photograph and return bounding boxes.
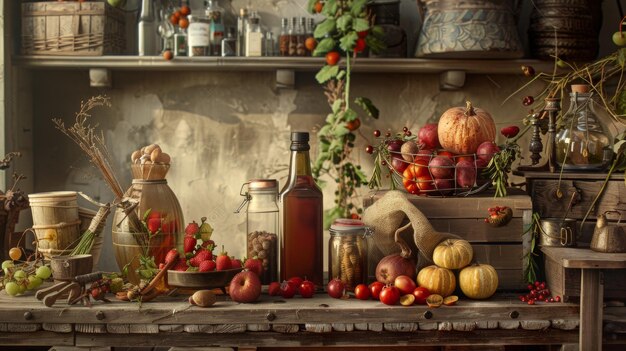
[21,1,126,56]
[363,190,532,290]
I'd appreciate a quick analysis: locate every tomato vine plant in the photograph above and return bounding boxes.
[307,0,385,227]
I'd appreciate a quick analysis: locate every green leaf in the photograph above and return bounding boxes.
[351,0,368,16]
[342,108,358,122]
[142,209,152,222]
[339,31,358,53]
[322,0,338,16]
[355,97,379,119]
[336,70,346,81]
[365,34,386,54]
[614,140,626,155]
[371,25,385,37]
[312,37,335,56]
[619,48,626,68]
[353,18,369,32]
[319,124,331,136]
[306,0,317,13]
[333,125,350,138]
[332,99,343,114]
[323,207,343,230]
[314,18,336,39]
[337,14,353,32]
[315,65,340,84]
[325,113,336,124]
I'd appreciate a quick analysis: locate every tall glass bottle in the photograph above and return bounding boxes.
[555,84,613,170]
[138,0,158,56]
[206,0,225,56]
[245,11,262,57]
[296,17,307,57]
[236,8,248,56]
[279,18,289,56]
[288,17,297,57]
[280,132,323,287]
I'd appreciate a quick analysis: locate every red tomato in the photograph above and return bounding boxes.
[357,30,369,39]
[299,280,315,298]
[369,282,384,300]
[326,51,340,66]
[354,38,366,53]
[288,276,303,292]
[417,175,435,192]
[412,287,431,305]
[346,118,361,131]
[402,159,430,194]
[280,280,296,298]
[313,0,323,13]
[379,286,400,305]
[354,284,371,300]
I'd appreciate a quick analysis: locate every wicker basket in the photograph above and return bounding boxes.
[21,1,126,56]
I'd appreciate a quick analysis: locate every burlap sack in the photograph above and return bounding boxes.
[362,190,459,265]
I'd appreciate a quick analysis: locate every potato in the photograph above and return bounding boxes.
[155,152,171,164]
[190,290,216,307]
[144,144,160,155]
[150,148,161,162]
[131,150,142,163]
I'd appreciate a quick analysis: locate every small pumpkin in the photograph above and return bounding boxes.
[459,263,499,299]
[433,239,473,269]
[416,265,456,297]
[438,101,496,155]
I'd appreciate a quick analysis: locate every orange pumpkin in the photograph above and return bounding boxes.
[438,101,496,155]
[416,265,456,297]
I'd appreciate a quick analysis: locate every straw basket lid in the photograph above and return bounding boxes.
[28,191,77,200]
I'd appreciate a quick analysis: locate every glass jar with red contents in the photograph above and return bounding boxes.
[328,218,371,291]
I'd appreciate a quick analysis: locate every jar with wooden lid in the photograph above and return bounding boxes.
[328,219,371,291]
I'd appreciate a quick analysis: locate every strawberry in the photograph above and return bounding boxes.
[189,249,212,267]
[164,248,179,264]
[501,125,520,139]
[230,258,242,269]
[147,218,162,234]
[216,246,232,271]
[147,210,162,220]
[198,260,216,272]
[268,282,281,296]
[202,239,215,250]
[174,258,188,272]
[184,236,197,254]
[244,257,263,276]
[185,221,200,236]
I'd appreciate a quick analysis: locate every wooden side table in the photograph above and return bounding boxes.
[541,247,626,350]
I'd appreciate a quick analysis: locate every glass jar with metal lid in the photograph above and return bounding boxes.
[236,179,279,284]
[187,15,210,56]
[328,218,371,291]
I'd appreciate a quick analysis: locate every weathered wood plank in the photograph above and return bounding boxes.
[183,324,214,333]
[212,324,246,333]
[331,323,354,331]
[384,323,418,332]
[42,323,73,333]
[430,218,524,243]
[159,324,184,332]
[418,322,438,331]
[472,245,522,270]
[520,320,551,330]
[107,324,130,334]
[7,323,41,332]
[76,329,578,347]
[497,321,520,330]
[368,323,383,332]
[438,322,453,331]
[0,331,74,346]
[452,322,477,331]
[0,323,6,332]
[76,323,107,333]
[476,321,498,329]
[272,324,299,333]
[305,323,332,333]
[129,324,159,334]
[542,247,626,269]
[247,324,271,332]
[551,319,579,330]
[354,323,368,331]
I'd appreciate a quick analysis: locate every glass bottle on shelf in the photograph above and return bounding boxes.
[221,27,236,57]
[237,179,279,285]
[236,8,248,56]
[296,17,307,57]
[280,132,323,287]
[205,0,225,56]
[288,17,297,57]
[306,18,315,56]
[265,31,275,56]
[555,84,613,170]
[174,28,188,57]
[187,15,210,57]
[245,11,263,57]
[138,0,158,56]
[279,18,289,56]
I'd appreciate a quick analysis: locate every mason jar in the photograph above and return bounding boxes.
[188,15,210,57]
[237,179,279,284]
[328,218,371,291]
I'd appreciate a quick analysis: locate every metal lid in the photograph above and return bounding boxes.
[571,84,590,94]
[329,218,370,235]
[248,179,278,190]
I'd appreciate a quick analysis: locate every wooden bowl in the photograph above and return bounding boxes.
[50,254,93,281]
[167,268,243,289]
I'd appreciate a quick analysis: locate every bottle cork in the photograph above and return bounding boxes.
[571,84,590,93]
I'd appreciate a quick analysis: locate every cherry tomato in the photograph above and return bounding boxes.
[163,50,173,61]
[327,278,345,299]
[354,38,366,53]
[280,280,296,298]
[268,282,281,296]
[326,51,340,66]
[354,284,370,300]
[379,286,400,305]
[412,287,431,305]
[180,5,191,16]
[313,0,323,13]
[288,276,303,292]
[346,118,361,131]
[299,280,315,298]
[305,37,317,52]
[357,30,369,39]
[369,282,384,300]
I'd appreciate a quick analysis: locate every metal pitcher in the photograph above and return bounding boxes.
[539,218,577,247]
[415,0,523,58]
[590,211,626,253]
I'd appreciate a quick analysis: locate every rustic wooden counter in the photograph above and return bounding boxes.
[0,291,586,349]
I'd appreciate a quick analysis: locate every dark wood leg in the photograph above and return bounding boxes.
[580,269,603,350]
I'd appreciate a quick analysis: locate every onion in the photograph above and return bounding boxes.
[375,254,417,284]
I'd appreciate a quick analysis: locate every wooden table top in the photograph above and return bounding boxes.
[541,247,626,269]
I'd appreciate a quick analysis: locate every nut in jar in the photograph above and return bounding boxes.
[328,219,371,291]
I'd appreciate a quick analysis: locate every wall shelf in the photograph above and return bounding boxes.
[12,55,556,74]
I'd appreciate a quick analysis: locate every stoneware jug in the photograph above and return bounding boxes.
[590,211,626,253]
[415,0,523,58]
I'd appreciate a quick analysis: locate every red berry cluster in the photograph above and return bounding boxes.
[519,281,561,305]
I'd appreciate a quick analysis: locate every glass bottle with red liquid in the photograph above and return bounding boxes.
[280,132,323,287]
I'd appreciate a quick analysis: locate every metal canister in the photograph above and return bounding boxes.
[328,219,371,291]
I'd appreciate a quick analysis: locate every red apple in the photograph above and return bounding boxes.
[394,275,417,295]
[229,271,262,303]
[455,155,474,165]
[386,139,404,159]
[437,150,455,159]
[476,141,500,163]
[391,157,410,174]
[418,123,440,150]
[428,155,454,180]
[433,178,454,195]
[456,159,477,188]
[412,286,431,305]
[414,149,434,163]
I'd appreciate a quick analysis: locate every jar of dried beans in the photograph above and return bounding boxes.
[328,219,371,291]
[236,179,279,284]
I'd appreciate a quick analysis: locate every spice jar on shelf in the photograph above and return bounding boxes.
[328,218,371,291]
[555,84,613,170]
[236,179,279,284]
[188,15,210,56]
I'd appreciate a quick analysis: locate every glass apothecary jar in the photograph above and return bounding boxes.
[328,219,371,291]
[188,15,210,56]
[237,179,279,284]
[555,84,613,170]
